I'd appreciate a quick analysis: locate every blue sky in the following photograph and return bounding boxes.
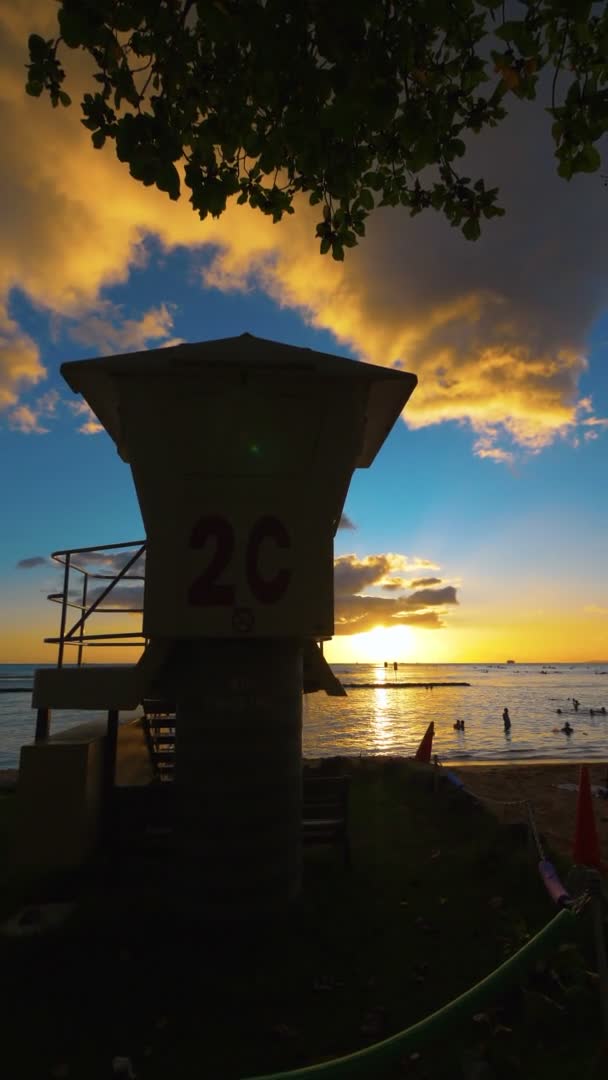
[1,1,608,664]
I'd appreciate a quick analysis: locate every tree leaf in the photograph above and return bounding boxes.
[573,144,601,173]
[462,216,481,241]
[23,0,608,260]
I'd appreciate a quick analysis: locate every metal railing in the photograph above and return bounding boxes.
[45,539,147,667]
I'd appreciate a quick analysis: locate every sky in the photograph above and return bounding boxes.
[1,1,608,666]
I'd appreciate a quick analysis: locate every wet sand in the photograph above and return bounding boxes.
[449,761,608,862]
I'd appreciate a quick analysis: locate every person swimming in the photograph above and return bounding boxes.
[453,720,465,731]
[561,721,574,735]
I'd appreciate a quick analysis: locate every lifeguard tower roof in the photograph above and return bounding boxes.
[61,332,417,468]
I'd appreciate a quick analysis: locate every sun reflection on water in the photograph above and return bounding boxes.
[371,686,393,750]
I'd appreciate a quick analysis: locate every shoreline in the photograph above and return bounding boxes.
[447,760,608,863]
[2,759,607,861]
[304,756,608,863]
[441,757,607,768]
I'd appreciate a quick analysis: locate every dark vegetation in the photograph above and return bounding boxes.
[25,1,608,261]
[0,759,605,1079]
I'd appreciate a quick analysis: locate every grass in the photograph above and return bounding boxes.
[0,758,606,1079]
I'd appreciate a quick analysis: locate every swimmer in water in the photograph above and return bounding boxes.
[562,721,573,735]
[502,707,511,732]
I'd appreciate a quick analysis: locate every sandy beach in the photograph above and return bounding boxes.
[2,757,607,866]
[450,761,608,863]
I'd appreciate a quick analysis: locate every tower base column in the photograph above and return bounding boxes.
[174,639,303,915]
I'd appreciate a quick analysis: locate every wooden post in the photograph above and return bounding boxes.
[34,707,50,742]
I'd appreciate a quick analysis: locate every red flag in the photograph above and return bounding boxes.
[414,722,434,764]
[572,764,602,869]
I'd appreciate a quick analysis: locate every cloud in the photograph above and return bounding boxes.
[337,512,356,531]
[334,593,446,635]
[334,553,439,597]
[332,553,457,635]
[472,432,516,465]
[66,302,182,355]
[16,555,48,568]
[197,88,608,462]
[3,3,607,462]
[409,577,442,588]
[8,403,48,433]
[404,586,457,608]
[64,399,104,434]
[36,389,59,414]
[7,386,60,433]
[67,549,146,575]
[78,582,144,611]
[58,544,453,635]
[380,577,408,591]
[63,548,146,613]
[0,303,45,412]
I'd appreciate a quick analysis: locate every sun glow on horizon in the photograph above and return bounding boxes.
[325,624,421,665]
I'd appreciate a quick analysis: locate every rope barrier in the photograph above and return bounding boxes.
[243,763,596,1079]
[440,762,608,1034]
[525,800,545,862]
[439,763,575,907]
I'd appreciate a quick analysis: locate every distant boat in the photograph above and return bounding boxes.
[506,659,515,664]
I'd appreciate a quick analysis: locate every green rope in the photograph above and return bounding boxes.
[243,908,576,1080]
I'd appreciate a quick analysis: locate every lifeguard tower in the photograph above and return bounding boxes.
[17,334,416,912]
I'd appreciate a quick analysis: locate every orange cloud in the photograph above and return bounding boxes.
[8,403,49,434]
[333,553,457,635]
[66,302,182,355]
[0,303,45,411]
[64,400,104,434]
[2,2,607,465]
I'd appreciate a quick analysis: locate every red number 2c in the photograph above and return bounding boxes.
[188,514,292,606]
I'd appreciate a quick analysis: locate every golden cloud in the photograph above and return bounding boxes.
[332,553,457,635]
[0,303,46,411]
[2,2,607,461]
[67,302,182,355]
[334,595,446,635]
[64,400,104,435]
[8,403,48,434]
[334,553,441,597]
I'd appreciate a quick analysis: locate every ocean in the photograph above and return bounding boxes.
[2,661,608,770]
